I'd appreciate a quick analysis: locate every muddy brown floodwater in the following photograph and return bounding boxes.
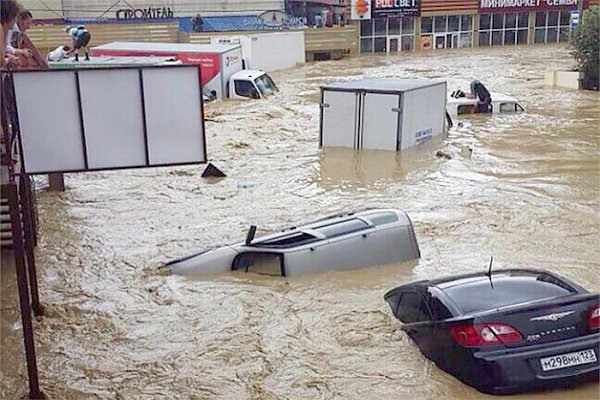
[1,45,599,399]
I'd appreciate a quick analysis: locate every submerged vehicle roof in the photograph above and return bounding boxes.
[385,269,587,315]
[230,69,269,81]
[249,208,412,244]
[92,41,241,53]
[166,208,421,276]
[447,92,519,105]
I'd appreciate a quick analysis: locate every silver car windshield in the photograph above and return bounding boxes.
[254,74,278,97]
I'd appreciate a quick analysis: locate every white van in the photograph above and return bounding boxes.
[447,92,524,116]
[166,208,420,277]
[228,70,278,100]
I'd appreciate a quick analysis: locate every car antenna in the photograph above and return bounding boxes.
[486,256,494,289]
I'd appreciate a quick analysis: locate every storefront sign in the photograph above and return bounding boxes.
[373,0,420,17]
[115,7,173,19]
[479,0,582,13]
[243,10,306,29]
[351,0,372,20]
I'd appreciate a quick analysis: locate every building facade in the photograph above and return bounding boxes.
[20,0,285,20]
[356,0,598,53]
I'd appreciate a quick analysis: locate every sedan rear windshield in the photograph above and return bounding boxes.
[441,274,576,314]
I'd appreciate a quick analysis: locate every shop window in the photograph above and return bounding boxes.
[480,12,529,47]
[535,12,547,27]
[360,37,373,53]
[505,12,516,29]
[460,33,472,47]
[492,13,504,29]
[547,27,558,43]
[517,12,528,28]
[461,15,472,31]
[434,35,445,49]
[504,30,516,45]
[530,10,572,45]
[492,31,503,45]
[401,36,414,51]
[421,14,472,48]
[361,19,373,36]
[480,14,491,30]
[516,29,528,45]
[374,37,387,52]
[479,31,490,46]
[448,15,460,32]
[421,16,433,33]
[434,16,446,32]
[389,17,400,35]
[534,29,546,43]
[358,16,424,54]
[374,18,387,36]
[402,16,415,34]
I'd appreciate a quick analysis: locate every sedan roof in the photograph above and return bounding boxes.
[433,270,581,315]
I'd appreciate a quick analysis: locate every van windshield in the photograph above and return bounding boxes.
[255,74,278,97]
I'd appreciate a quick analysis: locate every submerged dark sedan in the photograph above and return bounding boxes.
[384,269,599,394]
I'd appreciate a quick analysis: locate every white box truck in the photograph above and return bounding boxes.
[319,79,447,151]
[91,42,277,101]
[210,31,305,72]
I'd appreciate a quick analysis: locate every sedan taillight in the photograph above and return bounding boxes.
[589,305,600,330]
[450,323,522,347]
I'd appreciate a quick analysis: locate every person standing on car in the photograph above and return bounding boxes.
[65,25,91,61]
[469,80,492,113]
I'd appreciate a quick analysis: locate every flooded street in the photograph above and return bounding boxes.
[2,45,599,399]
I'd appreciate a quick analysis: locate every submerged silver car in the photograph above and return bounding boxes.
[166,208,420,277]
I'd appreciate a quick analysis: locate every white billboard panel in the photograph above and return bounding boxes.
[78,69,147,169]
[13,71,86,173]
[11,65,206,174]
[142,67,205,165]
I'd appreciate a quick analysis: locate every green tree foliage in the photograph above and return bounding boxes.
[570,6,599,80]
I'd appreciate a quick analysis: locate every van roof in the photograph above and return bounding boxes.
[92,41,241,54]
[230,70,267,80]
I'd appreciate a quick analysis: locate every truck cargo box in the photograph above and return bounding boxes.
[319,79,447,151]
[91,42,243,99]
[210,31,305,72]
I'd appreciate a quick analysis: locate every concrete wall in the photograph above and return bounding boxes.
[545,70,583,90]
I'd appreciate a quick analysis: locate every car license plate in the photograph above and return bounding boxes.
[540,349,597,371]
